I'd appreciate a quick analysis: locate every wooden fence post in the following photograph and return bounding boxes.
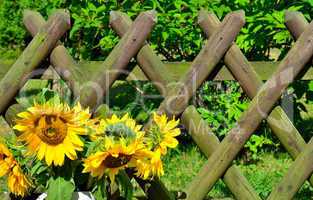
[23,9,164,200]
[0,10,70,113]
[110,11,173,95]
[17,8,313,200]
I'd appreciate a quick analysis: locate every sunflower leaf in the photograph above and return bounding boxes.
[30,161,48,176]
[46,176,75,200]
[92,179,107,200]
[118,171,133,200]
[39,88,61,105]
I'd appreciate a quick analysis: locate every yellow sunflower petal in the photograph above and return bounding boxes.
[45,146,55,166]
[13,125,28,132]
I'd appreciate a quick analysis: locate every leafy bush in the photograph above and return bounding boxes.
[1,0,313,60]
[197,81,249,137]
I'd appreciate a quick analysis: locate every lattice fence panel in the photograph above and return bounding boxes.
[0,8,313,200]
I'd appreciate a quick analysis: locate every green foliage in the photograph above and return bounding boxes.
[91,179,107,200]
[197,81,249,137]
[237,154,290,198]
[1,0,313,61]
[108,81,162,123]
[0,0,67,58]
[46,176,75,200]
[161,145,207,192]
[117,171,133,200]
[196,81,279,159]
[287,81,313,142]
[244,135,277,160]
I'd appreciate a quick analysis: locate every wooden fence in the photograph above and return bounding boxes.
[1,8,313,200]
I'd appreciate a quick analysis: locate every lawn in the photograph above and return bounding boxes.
[161,144,313,199]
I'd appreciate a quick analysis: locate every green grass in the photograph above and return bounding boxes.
[161,144,313,199]
[0,177,8,199]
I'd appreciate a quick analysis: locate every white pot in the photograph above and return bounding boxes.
[36,192,95,200]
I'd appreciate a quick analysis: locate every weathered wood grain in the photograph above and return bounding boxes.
[23,10,157,110]
[285,10,308,40]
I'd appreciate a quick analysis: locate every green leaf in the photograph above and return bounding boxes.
[36,88,61,105]
[118,171,133,200]
[46,176,75,200]
[92,179,107,200]
[30,161,48,176]
[308,81,313,91]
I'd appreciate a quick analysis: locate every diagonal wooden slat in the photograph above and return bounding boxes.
[157,10,245,117]
[186,18,313,200]
[109,11,179,200]
[198,9,313,188]
[268,138,313,199]
[109,11,172,96]
[110,11,261,200]
[181,106,261,200]
[0,10,70,113]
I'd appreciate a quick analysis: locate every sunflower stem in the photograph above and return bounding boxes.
[86,175,94,190]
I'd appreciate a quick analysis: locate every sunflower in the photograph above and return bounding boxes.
[0,143,15,177]
[8,165,31,197]
[0,143,31,197]
[135,149,164,179]
[147,113,181,155]
[14,102,91,166]
[83,114,148,182]
[83,137,151,182]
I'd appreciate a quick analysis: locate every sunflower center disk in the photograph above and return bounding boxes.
[103,154,132,168]
[0,154,7,160]
[105,123,136,139]
[35,115,68,145]
[148,125,164,148]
